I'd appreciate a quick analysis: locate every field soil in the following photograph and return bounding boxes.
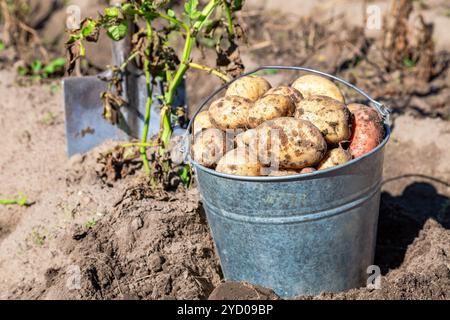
[1,0,450,300]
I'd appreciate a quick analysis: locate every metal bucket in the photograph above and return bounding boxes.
[184,66,391,298]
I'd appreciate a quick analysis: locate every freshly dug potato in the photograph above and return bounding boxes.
[193,110,214,135]
[225,76,271,102]
[291,74,345,103]
[237,117,327,170]
[216,147,262,176]
[348,103,384,158]
[208,95,252,130]
[191,128,232,168]
[300,167,317,174]
[294,95,352,145]
[264,86,303,106]
[268,170,300,177]
[317,146,352,170]
[248,94,296,128]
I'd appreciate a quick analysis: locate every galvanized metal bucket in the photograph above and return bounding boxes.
[184,66,391,298]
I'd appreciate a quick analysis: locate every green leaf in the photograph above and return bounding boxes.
[104,7,119,17]
[43,58,66,75]
[184,0,201,20]
[17,66,28,76]
[403,57,416,69]
[0,40,5,52]
[107,20,128,41]
[67,33,82,45]
[179,164,191,187]
[232,0,244,11]
[31,60,43,73]
[122,3,138,16]
[81,19,96,37]
[167,8,176,18]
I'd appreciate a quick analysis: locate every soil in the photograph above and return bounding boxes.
[1,1,450,300]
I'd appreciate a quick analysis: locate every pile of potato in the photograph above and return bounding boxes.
[191,74,384,176]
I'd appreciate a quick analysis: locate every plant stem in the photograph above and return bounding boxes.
[140,20,153,175]
[0,196,28,206]
[157,12,190,34]
[188,62,231,82]
[120,51,140,71]
[222,0,234,36]
[121,142,158,149]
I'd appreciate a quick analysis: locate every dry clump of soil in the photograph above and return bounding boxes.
[23,181,221,300]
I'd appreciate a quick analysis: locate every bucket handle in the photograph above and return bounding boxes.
[179,65,391,158]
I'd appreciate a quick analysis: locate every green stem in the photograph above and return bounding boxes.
[140,20,153,175]
[0,196,28,206]
[161,0,221,150]
[157,12,190,34]
[120,51,140,71]
[222,0,234,36]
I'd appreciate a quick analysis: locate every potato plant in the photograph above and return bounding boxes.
[66,0,244,184]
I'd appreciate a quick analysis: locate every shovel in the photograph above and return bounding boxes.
[62,1,186,157]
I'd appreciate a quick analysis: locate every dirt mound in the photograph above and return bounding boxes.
[22,182,221,300]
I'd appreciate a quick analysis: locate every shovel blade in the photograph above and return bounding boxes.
[62,76,128,157]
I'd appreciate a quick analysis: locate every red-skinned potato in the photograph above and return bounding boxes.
[225,76,271,102]
[348,103,384,158]
[291,74,345,103]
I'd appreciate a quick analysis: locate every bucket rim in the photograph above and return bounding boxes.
[191,122,390,182]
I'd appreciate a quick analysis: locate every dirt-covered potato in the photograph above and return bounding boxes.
[267,170,301,176]
[248,94,296,128]
[264,86,303,106]
[317,146,352,170]
[225,76,271,102]
[237,117,327,170]
[348,103,384,158]
[191,128,231,168]
[291,74,345,103]
[208,95,252,130]
[294,95,352,145]
[193,110,214,135]
[216,147,262,176]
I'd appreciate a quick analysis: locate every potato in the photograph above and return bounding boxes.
[216,147,262,176]
[268,170,300,177]
[191,128,232,168]
[294,95,352,145]
[317,146,352,170]
[237,117,327,170]
[300,167,317,174]
[247,94,295,128]
[291,74,345,103]
[208,95,252,130]
[226,76,271,102]
[348,103,384,158]
[193,110,214,135]
[264,86,303,106]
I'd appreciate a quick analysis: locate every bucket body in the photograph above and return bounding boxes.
[186,66,391,298]
[194,142,386,298]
